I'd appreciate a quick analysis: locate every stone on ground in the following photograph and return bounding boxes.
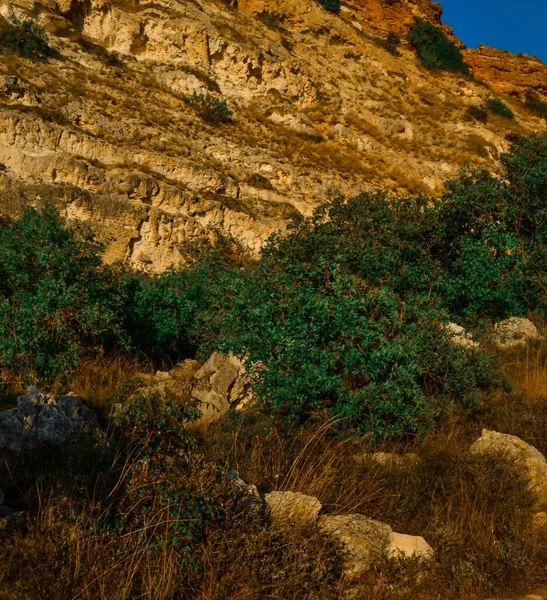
[470,429,547,511]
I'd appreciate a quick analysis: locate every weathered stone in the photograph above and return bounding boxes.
[0,508,26,536]
[265,491,321,527]
[493,318,544,349]
[0,388,98,454]
[191,352,252,425]
[319,514,433,578]
[388,531,434,560]
[0,0,543,276]
[470,430,547,511]
[533,512,547,530]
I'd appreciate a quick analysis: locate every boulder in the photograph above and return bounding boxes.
[191,352,252,424]
[319,514,433,579]
[493,317,544,349]
[470,429,547,511]
[0,388,98,454]
[265,491,322,527]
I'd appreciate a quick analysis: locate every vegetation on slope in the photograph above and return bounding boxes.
[408,17,469,74]
[3,134,547,437]
[2,134,547,599]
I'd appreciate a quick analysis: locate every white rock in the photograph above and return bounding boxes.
[470,429,547,511]
[445,322,479,349]
[493,317,544,349]
[319,514,433,579]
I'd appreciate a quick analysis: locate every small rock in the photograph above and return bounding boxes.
[265,491,321,527]
[493,317,544,349]
[446,322,479,349]
[356,452,420,468]
[525,595,543,600]
[532,512,547,530]
[389,531,434,560]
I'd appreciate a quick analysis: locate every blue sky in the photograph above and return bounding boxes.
[440,0,547,63]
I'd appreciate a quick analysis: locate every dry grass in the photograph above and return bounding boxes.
[2,346,547,599]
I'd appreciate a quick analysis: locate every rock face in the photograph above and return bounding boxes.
[191,352,252,424]
[470,429,547,511]
[319,514,433,578]
[465,45,547,98]
[0,387,98,453]
[493,317,544,349]
[265,491,322,527]
[0,0,544,272]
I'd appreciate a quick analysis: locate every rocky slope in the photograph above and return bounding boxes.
[0,0,545,271]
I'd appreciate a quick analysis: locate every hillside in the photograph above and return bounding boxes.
[0,0,546,270]
[3,2,547,599]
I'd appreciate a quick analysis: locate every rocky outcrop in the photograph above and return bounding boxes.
[470,429,547,512]
[191,352,253,425]
[465,45,547,99]
[446,322,479,349]
[0,387,98,453]
[0,0,542,272]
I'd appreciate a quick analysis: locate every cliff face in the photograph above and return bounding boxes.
[465,45,547,97]
[0,0,545,271]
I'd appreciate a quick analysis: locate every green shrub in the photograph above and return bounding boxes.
[407,17,469,74]
[383,31,401,55]
[317,0,341,13]
[188,92,233,124]
[204,194,504,439]
[524,91,547,119]
[0,206,122,382]
[0,15,59,60]
[465,105,488,124]
[486,97,514,119]
[117,268,206,361]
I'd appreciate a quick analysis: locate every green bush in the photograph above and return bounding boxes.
[465,105,488,124]
[204,194,504,439]
[117,267,206,361]
[408,17,469,74]
[317,0,341,13]
[383,31,401,55]
[524,92,547,120]
[0,206,122,382]
[0,15,59,60]
[188,92,233,124]
[486,98,514,119]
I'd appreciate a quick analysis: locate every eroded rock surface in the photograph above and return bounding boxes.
[191,352,252,424]
[0,0,544,272]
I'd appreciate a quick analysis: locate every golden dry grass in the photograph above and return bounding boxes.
[2,347,547,599]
